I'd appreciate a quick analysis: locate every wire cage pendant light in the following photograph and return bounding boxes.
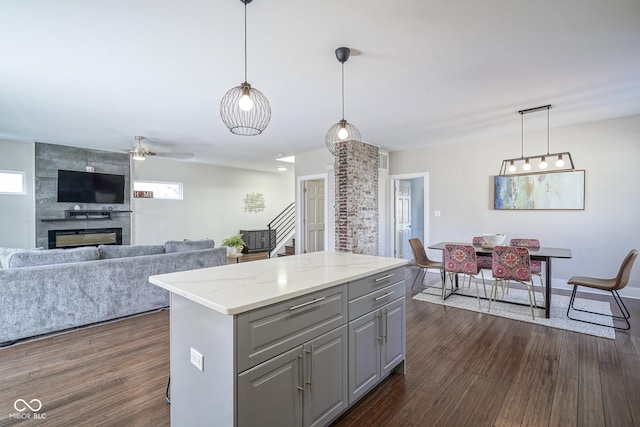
[220,0,271,136]
[326,47,361,155]
[499,105,575,175]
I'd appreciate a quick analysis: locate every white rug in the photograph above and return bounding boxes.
[413,280,615,339]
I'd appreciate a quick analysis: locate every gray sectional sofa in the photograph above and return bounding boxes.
[0,240,227,345]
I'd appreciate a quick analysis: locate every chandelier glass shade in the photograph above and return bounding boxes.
[499,105,575,175]
[325,47,361,156]
[220,0,271,136]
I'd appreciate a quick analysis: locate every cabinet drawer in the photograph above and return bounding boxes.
[237,285,347,372]
[348,281,405,321]
[348,267,404,300]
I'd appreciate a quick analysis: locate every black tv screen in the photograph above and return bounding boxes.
[57,170,125,204]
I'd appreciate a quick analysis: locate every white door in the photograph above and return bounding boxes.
[394,180,412,259]
[304,179,325,253]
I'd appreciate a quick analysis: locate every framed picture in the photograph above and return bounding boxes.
[494,170,585,210]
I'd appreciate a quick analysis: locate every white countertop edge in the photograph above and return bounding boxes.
[149,253,408,315]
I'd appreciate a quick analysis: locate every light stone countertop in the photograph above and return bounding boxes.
[149,251,408,315]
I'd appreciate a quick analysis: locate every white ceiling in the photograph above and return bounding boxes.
[1,0,639,172]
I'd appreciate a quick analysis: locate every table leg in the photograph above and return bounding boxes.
[545,257,551,318]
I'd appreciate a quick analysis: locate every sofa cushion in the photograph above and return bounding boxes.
[6,247,99,269]
[0,247,44,268]
[164,239,215,253]
[98,244,165,259]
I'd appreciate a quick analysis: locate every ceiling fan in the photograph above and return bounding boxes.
[125,136,193,161]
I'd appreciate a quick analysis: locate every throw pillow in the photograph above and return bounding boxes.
[0,247,44,268]
[6,247,99,268]
[98,244,165,259]
[164,239,215,253]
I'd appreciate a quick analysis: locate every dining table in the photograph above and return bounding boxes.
[428,241,572,318]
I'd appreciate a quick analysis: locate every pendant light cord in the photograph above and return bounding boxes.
[341,62,345,120]
[243,1,248,83]
[520,112,524,158]
[546,106,550,155]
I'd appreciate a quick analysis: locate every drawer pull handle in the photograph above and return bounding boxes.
[289,297,326,311]
[374,291,394,302]
[374,274,394,282]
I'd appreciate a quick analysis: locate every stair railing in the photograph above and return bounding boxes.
[267,202,295,258]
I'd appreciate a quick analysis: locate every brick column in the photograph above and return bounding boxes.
[334,140,379,255]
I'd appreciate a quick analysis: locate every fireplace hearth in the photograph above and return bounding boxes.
[48,228,123,249]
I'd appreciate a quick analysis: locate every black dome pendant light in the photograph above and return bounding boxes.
[325,47,361,155]
[220,0,271,136]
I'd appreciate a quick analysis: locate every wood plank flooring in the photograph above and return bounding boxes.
[1,267,639,426]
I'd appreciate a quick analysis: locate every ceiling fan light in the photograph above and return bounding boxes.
[132,153,146,161]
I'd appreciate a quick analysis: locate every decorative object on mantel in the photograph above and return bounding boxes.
[220,0,271,136]
[221,234,246,256]
[494,170,585,210]
[243,192,265,213]
[499,105,575,176]
[325,47,362,156]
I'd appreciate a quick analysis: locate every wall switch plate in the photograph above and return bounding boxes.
[434,210,441,217]
[190,347,204,372]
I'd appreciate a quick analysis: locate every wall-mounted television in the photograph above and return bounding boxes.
[57,170,125,204]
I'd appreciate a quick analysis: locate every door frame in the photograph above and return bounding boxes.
[388,173,429,259]
[297,173,329,255]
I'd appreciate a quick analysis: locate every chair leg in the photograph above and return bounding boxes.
[566,286,631,330]
[411,267,426,291]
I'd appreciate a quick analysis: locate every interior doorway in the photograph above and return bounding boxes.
[390,174,428,260]
[299,176,327,254]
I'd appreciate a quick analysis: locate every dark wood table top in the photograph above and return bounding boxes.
[428,242,572,259]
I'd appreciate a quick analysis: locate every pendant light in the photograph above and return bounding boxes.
[499,105,575,175]
[325,47,361,156]
[220,0,271,136]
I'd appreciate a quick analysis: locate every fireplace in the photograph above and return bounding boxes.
[48,228,123,249]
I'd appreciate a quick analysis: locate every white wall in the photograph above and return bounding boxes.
[389,114,640,297]
[131,158,295,246]
[0,140,35,248]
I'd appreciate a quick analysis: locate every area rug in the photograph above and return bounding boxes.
[413,280,615,339]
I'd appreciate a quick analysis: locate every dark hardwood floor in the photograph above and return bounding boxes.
[1,267,639,426]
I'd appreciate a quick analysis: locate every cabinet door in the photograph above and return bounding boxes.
[348,310,381,405]
[381,298,405,376]
[237,346,303,427]
[303,325,348,427]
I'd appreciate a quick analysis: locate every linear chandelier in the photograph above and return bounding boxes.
[499,105,575,175]
[220,0,271,136]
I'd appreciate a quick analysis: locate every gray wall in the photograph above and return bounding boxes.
[390,114,640,298]
[35,143,131,248]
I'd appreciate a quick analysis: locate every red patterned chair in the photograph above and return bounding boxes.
[490,245,538,319]
[472,236,493,270]
[444,244,485,307]
[510,238,544,301]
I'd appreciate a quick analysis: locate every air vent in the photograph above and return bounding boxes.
[378,152,389,170]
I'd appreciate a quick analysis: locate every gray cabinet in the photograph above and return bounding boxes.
[240,229,275,253]
[348,276,406,405]
[238,325,348,427]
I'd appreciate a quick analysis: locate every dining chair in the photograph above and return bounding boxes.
[566,249,637,330]
[510,238,544,301]
[490,245,538,319]
[472,236,493,270]
[408,238,443,291]
[444,244,484,307]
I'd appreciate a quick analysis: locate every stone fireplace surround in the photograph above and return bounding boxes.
[35,143,131,249]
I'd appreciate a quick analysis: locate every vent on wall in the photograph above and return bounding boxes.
[379,152,389,170]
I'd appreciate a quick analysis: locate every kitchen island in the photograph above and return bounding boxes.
[149,251,408,427]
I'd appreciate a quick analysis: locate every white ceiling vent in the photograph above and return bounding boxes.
[379,152,389,170]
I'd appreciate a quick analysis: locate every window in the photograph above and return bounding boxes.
[133,180,183,200]
[0,170,26,194]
